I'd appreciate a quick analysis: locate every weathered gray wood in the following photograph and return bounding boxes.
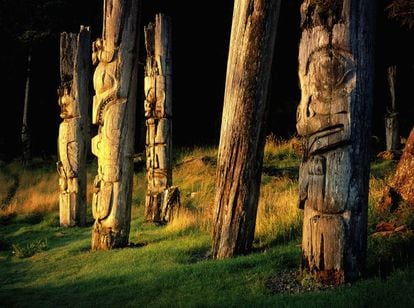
[297,0,376,284]
[57,26,91,227]
[144,14,178,223]
[212,0,281,259]
[91,0,140,250]
[21,51,31,164]
[385,65,399,152]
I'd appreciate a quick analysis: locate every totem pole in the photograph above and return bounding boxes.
[57,26,91,227]
[297,0,375,283]
[144,14,179,223]
[91,0,140,250]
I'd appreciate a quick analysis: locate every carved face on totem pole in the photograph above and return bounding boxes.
[297,0,363,283]
[91,36,126,223]
[297,48,355,155]
[58,86,77,119]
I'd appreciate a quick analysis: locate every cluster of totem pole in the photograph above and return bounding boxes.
[57,0,376,285]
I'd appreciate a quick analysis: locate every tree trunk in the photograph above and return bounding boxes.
[385,65,399,152]
[144,14,179,223]
[57,26,91,227]
[297,0,376,284]
[380,127,414,210]
[21,50,32,164]
[91,0,140,250]
[212,0,281,259]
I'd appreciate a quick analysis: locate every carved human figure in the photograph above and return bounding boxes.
[90,0,139,250]
[57,85,83,226]
[297,0,375,284]
[57,28,90,227]
[91,38,127,248]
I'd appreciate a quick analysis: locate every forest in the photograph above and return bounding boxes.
[1,0,414,306]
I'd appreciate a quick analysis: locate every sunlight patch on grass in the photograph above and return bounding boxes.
[256,176,302,246]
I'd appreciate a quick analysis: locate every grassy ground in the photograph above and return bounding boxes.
[1,137,414,307]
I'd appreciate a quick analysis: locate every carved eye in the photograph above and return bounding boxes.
[309,49,355,95]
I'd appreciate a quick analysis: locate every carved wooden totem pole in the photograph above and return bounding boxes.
[91,0,140,250]
[212,0,281,259]
[385,65,399,152]
[144,14,179,223]
[57,26,91,227]
[297,0,375,283]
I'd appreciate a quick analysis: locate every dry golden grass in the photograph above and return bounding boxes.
[0,138,396,246]
[171,146,217,233]
[0,161,96,217]
[0,162,58,215]
[165,207,198,233]
[255,176,301,245]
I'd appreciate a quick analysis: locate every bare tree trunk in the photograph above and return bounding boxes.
[21,50,32,164]
[57,26,91,227]
[144,14,179,223]
[91,0,140,250]
[385,65,399,152]
[297,0,376,284]
[212,0,281,259]
[380,127,414,210]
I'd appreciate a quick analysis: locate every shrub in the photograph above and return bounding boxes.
[12,238,48,258]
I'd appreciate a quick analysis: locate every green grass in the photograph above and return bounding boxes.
[1,140,414,307]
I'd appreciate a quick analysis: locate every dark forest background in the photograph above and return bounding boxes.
[0,0,413,160]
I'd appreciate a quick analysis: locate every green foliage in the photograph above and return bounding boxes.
[11,238,48,258]
[367,232,414,278]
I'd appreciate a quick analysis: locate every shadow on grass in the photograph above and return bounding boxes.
[366,232,414,280]
[262,166,299,180]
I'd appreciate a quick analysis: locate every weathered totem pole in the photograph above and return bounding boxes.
[385,65,399,152]
[212,0,281,259]
[297,0,375,283]
[21,51,32,164]
[144,14,180,223]
[57,26,91,227]
[91,0,140,250]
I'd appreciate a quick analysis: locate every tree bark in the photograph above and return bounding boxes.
[297,0,376,284]
[385,65,399,152]
[144,14,178,223]
[380,127,414,210]
[21,50,32,164]
[212,0,281,259]
[57,26,91,227]
[91,0,140,250]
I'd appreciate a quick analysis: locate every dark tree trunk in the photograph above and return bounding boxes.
[212,0,281,259]
[297,0,376,284]
[380,127,414,210]
[91,0,140,250]
[57,26,91,227]
[385,65,399,152]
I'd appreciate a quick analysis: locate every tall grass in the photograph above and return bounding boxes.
[0,137,396,247]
